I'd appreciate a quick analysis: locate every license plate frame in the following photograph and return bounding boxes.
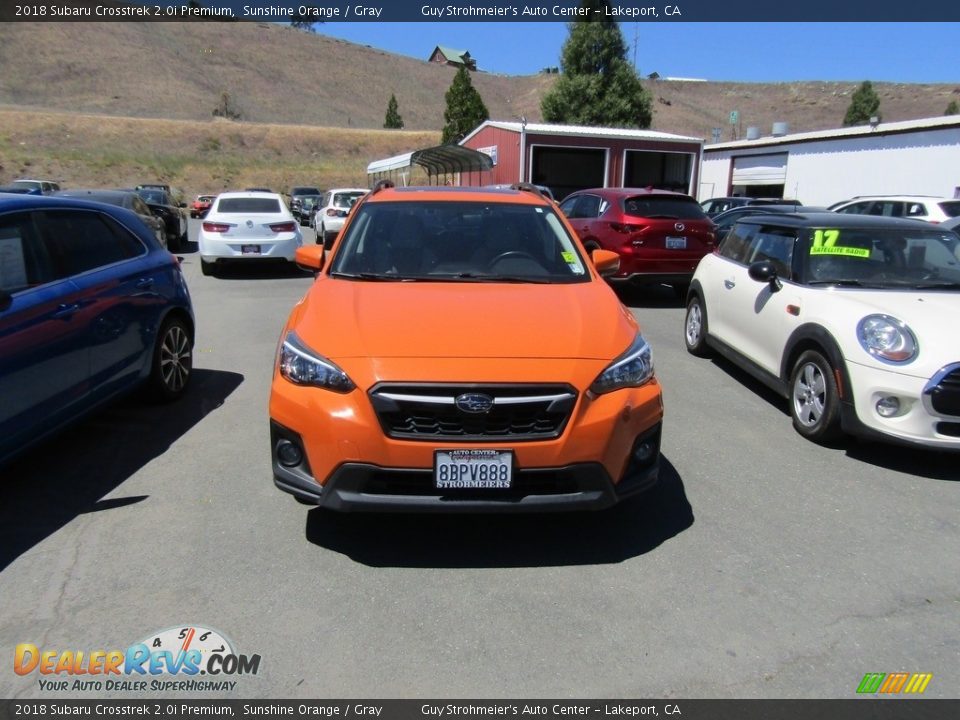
[434,449,514,490]
[665,236,687,250]
[241,244,262,255]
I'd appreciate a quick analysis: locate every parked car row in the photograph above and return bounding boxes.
[3,183,957,518]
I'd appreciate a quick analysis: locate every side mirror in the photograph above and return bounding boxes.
[295,245,325,273]
[748,260,782,292]
[591,248,620,277]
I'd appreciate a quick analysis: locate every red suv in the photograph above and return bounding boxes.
[559,188,716,293]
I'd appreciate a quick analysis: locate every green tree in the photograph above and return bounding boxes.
[441,67,489,144]
[291,7,320,31]
[540,0,652,128]
[945,100,959,115]
[843,81,882,127]
[384,94,404,129]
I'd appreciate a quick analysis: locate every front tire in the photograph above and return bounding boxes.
[684,295,711,357]
[789,350,842,442]
[147,317,192,402]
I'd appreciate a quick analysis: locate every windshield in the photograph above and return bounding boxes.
[329,200,589,283]
[624,195,707,220]
[138,190,167,204]
[803,227,960,288]
[217,198,282,214]
[333,191,366,209]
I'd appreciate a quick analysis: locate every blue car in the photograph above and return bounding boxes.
[0,194,195,466]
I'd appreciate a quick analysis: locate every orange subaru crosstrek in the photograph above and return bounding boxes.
[269,184,663,512]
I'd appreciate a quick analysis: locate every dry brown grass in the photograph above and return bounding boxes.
[2,21,958,197]
[0,108,439,196]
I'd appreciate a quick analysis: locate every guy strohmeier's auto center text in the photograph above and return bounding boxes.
[419,4,681,18]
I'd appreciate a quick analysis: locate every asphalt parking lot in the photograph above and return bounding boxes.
[1,219,957,700]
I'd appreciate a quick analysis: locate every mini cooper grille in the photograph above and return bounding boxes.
[928,366,960,417]
[368,384,578,441]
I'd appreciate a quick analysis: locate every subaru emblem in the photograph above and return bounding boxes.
[675,222,685,232]
[455,393,495,414]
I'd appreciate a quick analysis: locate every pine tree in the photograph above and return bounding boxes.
[384,94,403,129]
[843,81,882,127]
[540,0,652,128]
[441,67,489,144]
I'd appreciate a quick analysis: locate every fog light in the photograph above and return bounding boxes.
[876,396,901,418]
[633,441,655,463]
[277,440,303,467]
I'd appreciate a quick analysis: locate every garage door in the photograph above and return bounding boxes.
[731,154,788,185]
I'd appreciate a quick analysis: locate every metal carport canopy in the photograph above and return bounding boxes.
[366,145,493,177]
[410,145,493,175]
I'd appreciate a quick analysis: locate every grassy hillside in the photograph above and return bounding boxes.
[0,108,440,196]
[2,21,958,196]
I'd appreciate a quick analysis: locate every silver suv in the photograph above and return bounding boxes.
[829,195,960,224]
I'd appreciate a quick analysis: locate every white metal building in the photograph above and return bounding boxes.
[699,115,960,206]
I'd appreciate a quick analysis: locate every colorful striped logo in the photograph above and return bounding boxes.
[857,672,933,694]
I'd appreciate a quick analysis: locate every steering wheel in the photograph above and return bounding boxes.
[488,251,537,267]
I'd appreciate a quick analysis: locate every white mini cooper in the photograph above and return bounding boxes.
[684,212,960,450]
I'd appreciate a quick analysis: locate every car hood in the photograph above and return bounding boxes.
[814,288,960,369]
[292,278,638,361]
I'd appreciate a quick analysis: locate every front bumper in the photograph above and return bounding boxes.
[843,359,960,450]
[272,421,661,512]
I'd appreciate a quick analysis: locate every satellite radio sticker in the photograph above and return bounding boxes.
[14,625,262,692]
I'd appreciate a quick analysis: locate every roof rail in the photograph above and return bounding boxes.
[372,179,395,195]
[509,182,544,198]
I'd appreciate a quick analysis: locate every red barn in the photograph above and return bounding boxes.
[460,120,704,201]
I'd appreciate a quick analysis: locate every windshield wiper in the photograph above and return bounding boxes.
[330,271,409,281]
[806,279,868,287]
[416,272,555,283]
[910,282,960,290]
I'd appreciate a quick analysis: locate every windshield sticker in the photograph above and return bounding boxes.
[810,229,870,258]
[561,251,577,264]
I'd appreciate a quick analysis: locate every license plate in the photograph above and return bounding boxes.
[666,236,687,250]
[434,449,513,489]
[241,244,261,255]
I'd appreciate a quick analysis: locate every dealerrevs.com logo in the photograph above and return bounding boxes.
[14,625,261,692]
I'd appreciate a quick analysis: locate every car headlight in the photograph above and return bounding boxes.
[590,334,654,395]
[278,332,355,392]
[857,314,918,364]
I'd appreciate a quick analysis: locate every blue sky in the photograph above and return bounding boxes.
[317,22,959,82]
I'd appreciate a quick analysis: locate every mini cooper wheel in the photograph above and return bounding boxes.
[684,295,710,357]
[148,317,192,402]
[789,350,842,442]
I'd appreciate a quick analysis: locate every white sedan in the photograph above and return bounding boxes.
[684,212,960,450]
[198,191,303,275]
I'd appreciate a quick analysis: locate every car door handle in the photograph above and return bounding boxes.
[724,279,736,289]
[52,303,80,319]
[136,277,155,289]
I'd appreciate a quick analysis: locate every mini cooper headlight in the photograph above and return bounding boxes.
[590,334,654,395]
[278,332,355,392]
[857,314,918,364]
